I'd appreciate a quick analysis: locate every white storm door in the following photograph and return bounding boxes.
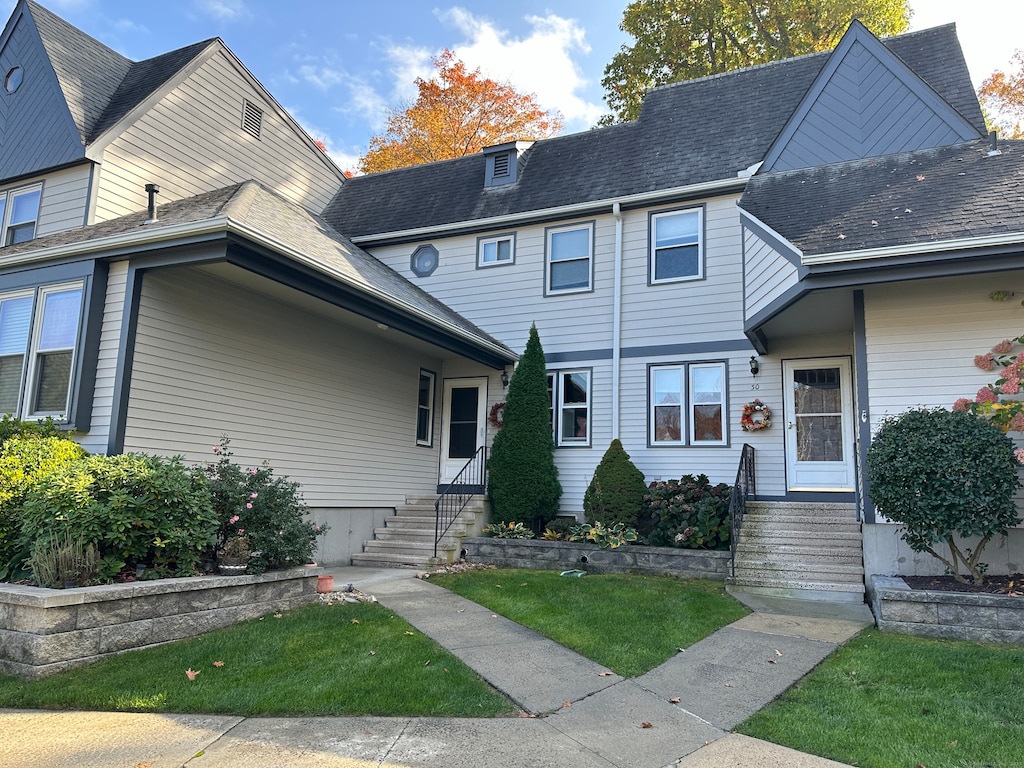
[439,377,488,484]
[784,358,855,491]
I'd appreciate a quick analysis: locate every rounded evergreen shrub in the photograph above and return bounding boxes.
[0,435,87,579]
[583,439,647,527]
[20,453,218,580]
[867,407,1022,585]
[487,324,561,528]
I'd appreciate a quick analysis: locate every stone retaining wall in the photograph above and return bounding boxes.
[0,567,319,680]
[462,538,729,580]
[868,575,1024,644]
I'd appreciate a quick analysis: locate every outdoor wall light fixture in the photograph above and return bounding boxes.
[501,369,510,388]
[749,356,760,376]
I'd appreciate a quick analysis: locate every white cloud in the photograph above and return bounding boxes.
[297,64,346,91]
[384,44,434,103]
[431,7,604,131]
[195,0,251,23]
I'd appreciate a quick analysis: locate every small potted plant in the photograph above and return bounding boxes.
[218,527,251,575]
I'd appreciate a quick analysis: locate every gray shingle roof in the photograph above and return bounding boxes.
[2,180,512,360]
[739,139,1024,256]
[324,24,984,240]
[27,0,213,144]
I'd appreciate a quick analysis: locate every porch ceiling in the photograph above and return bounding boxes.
[757,288,854,344]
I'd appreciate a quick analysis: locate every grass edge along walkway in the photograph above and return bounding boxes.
[737,626,1024,768]
[0,600,517,718]
[428,568,749,678]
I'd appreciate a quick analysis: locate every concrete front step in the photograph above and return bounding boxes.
[351,552,439,569]
[728,574,865,594]
[727,581,867,603]
[734,559,863,577]
[734,542,862,563]
[737,530,862,544]
[734,568,864,586]
[739,516,861,533]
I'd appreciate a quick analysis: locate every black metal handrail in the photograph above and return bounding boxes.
[434,446,487,558]
[728,443,756,577]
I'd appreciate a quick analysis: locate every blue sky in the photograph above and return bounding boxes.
[4,1,1022,172]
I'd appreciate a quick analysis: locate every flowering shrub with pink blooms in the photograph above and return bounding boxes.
[196,438,327,574]
[957,335,1024,432]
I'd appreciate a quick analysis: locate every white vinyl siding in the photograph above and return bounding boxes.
[123,266,444,507]
[76,261,128,454]
[744,227,800,319]
[94,49,342,222]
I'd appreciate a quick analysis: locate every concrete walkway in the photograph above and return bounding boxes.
[0,566,873,768]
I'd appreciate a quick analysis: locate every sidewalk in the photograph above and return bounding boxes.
[0,566,872,768]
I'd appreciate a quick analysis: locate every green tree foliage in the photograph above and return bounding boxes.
[487,324,561,527]
[867,408,1022,585]
[583,439,648,527]
[641,474,732,550]
[0,434,86,579]
[601,0,911,123]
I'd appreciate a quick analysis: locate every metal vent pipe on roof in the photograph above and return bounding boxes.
[144,183,160,223]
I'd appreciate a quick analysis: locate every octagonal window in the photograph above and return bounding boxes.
[411,244,439,277]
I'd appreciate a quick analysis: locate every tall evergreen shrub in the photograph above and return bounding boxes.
[583,439,647,527]
[487,324,561,527]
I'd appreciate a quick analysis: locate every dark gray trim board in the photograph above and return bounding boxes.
[853,290,873,524]
[544,339,756,364]
[69,261,108,433]
[739,211,804,270]
[107,263,144,455]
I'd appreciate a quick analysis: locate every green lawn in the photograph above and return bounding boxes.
[738,627,1024,768]
[0,602,515,717]
[428,568,749,677]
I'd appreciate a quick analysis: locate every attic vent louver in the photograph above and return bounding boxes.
[242,99,264,139]
[492,152,511,178]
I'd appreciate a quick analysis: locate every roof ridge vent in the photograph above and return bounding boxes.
[483,140,534,188]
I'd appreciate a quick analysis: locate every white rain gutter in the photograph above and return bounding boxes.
[803,231,1024,266]
[612,202,623,440]
[350,176,747,245]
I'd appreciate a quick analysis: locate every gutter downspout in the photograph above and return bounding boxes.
[612,202,623,440]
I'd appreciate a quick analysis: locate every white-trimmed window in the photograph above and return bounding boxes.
[1,185,42,247]
[477,233,515,267]
[649,362,726,446]
[545,223,593,294]
[0,282,83,419]
[650,207,703,284]
[416,369,436,446]
[548,369,590,446]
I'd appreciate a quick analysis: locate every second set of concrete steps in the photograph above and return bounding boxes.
[727,501,865,602]
[351,495,487,569]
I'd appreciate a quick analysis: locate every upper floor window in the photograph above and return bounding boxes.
[1,185,42,246]
[416,369,436,446]
[0,281,83,419]
[649,207,703,284]
[547,369,591,446]
[649,361,726,446]
[545,223,593,294]
[477,233,515,268]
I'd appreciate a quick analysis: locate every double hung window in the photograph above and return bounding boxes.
[416,370,436,446]
[649,207,703,284]
[546,369,590,446]
[649,362,726,445]
[545,223,593,294]
[0,282,83,419]
[1,185,42,247]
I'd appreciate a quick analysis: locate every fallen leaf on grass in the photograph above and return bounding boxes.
[424,660,431,666]
[185,669,199,681]
[640,722,653,729]
[404,631,415,635]
[212,661,224,668]
[351,618,360,624]
[274,613,282,619]
[369,650,376,656]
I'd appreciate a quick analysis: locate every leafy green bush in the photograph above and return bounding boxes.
[196,439,326,573]
[482,521,535,539]
[583,439,647,527]
[487,324,561,528]
[641,474,731,550]
[867,408,1021,585]
[0,434,86,580]
[568,521,638,548]
[0,415,65,446]
[20,453,217,580]
[541,517,577,540]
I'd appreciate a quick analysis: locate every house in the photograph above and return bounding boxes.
[2,1,1021,597]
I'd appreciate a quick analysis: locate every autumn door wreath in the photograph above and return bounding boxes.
[488,401,505,428]
[741,399,772,431]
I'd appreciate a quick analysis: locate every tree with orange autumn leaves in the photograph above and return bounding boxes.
[979,50,1024,139]
[358,49,562,174]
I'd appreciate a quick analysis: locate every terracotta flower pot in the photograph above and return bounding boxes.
[316,574,334,593]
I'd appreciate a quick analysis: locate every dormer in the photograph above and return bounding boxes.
[483,141,533,188]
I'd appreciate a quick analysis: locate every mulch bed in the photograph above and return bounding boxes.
[902,573,1024,596]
